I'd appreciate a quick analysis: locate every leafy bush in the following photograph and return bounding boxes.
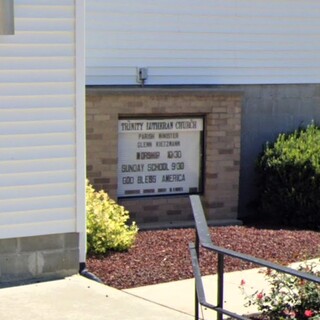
[240,261,320,319]
[256,123,320,229]
[86,181,138,253]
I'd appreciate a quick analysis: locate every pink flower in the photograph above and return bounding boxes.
[283,309,296,318]
[240,279,246,286]
[257,292,264,300]
[305,310,314,318]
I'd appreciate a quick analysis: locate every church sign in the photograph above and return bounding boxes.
[118,117,204,197]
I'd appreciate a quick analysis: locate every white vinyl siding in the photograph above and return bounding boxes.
[86,0,320,85]
[0,0,79,239]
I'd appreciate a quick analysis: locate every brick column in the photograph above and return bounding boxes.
[86,88,243,224]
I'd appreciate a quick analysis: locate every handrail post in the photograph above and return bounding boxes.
[195,229,200,320]
[217,253,224,320]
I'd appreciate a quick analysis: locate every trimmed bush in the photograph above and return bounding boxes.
[86,181,138,253]
[256,123,320,229]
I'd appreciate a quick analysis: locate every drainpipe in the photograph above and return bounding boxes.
[0,0,14,35]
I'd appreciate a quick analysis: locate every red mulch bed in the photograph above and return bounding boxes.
[87,224,320,290]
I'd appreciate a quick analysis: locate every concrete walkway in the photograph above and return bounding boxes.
[0,275,191,320]
[0,260,316,320]
[0,268,267,320]
[125,267,267,319]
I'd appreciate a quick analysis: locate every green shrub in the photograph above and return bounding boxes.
[256,123,320,229]
[86,181,138,253]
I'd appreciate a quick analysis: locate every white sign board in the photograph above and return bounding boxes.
[118,118,203,197]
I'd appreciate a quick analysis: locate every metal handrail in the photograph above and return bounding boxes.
[189,195,320,320]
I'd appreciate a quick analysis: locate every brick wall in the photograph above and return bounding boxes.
[86,88,242,224]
